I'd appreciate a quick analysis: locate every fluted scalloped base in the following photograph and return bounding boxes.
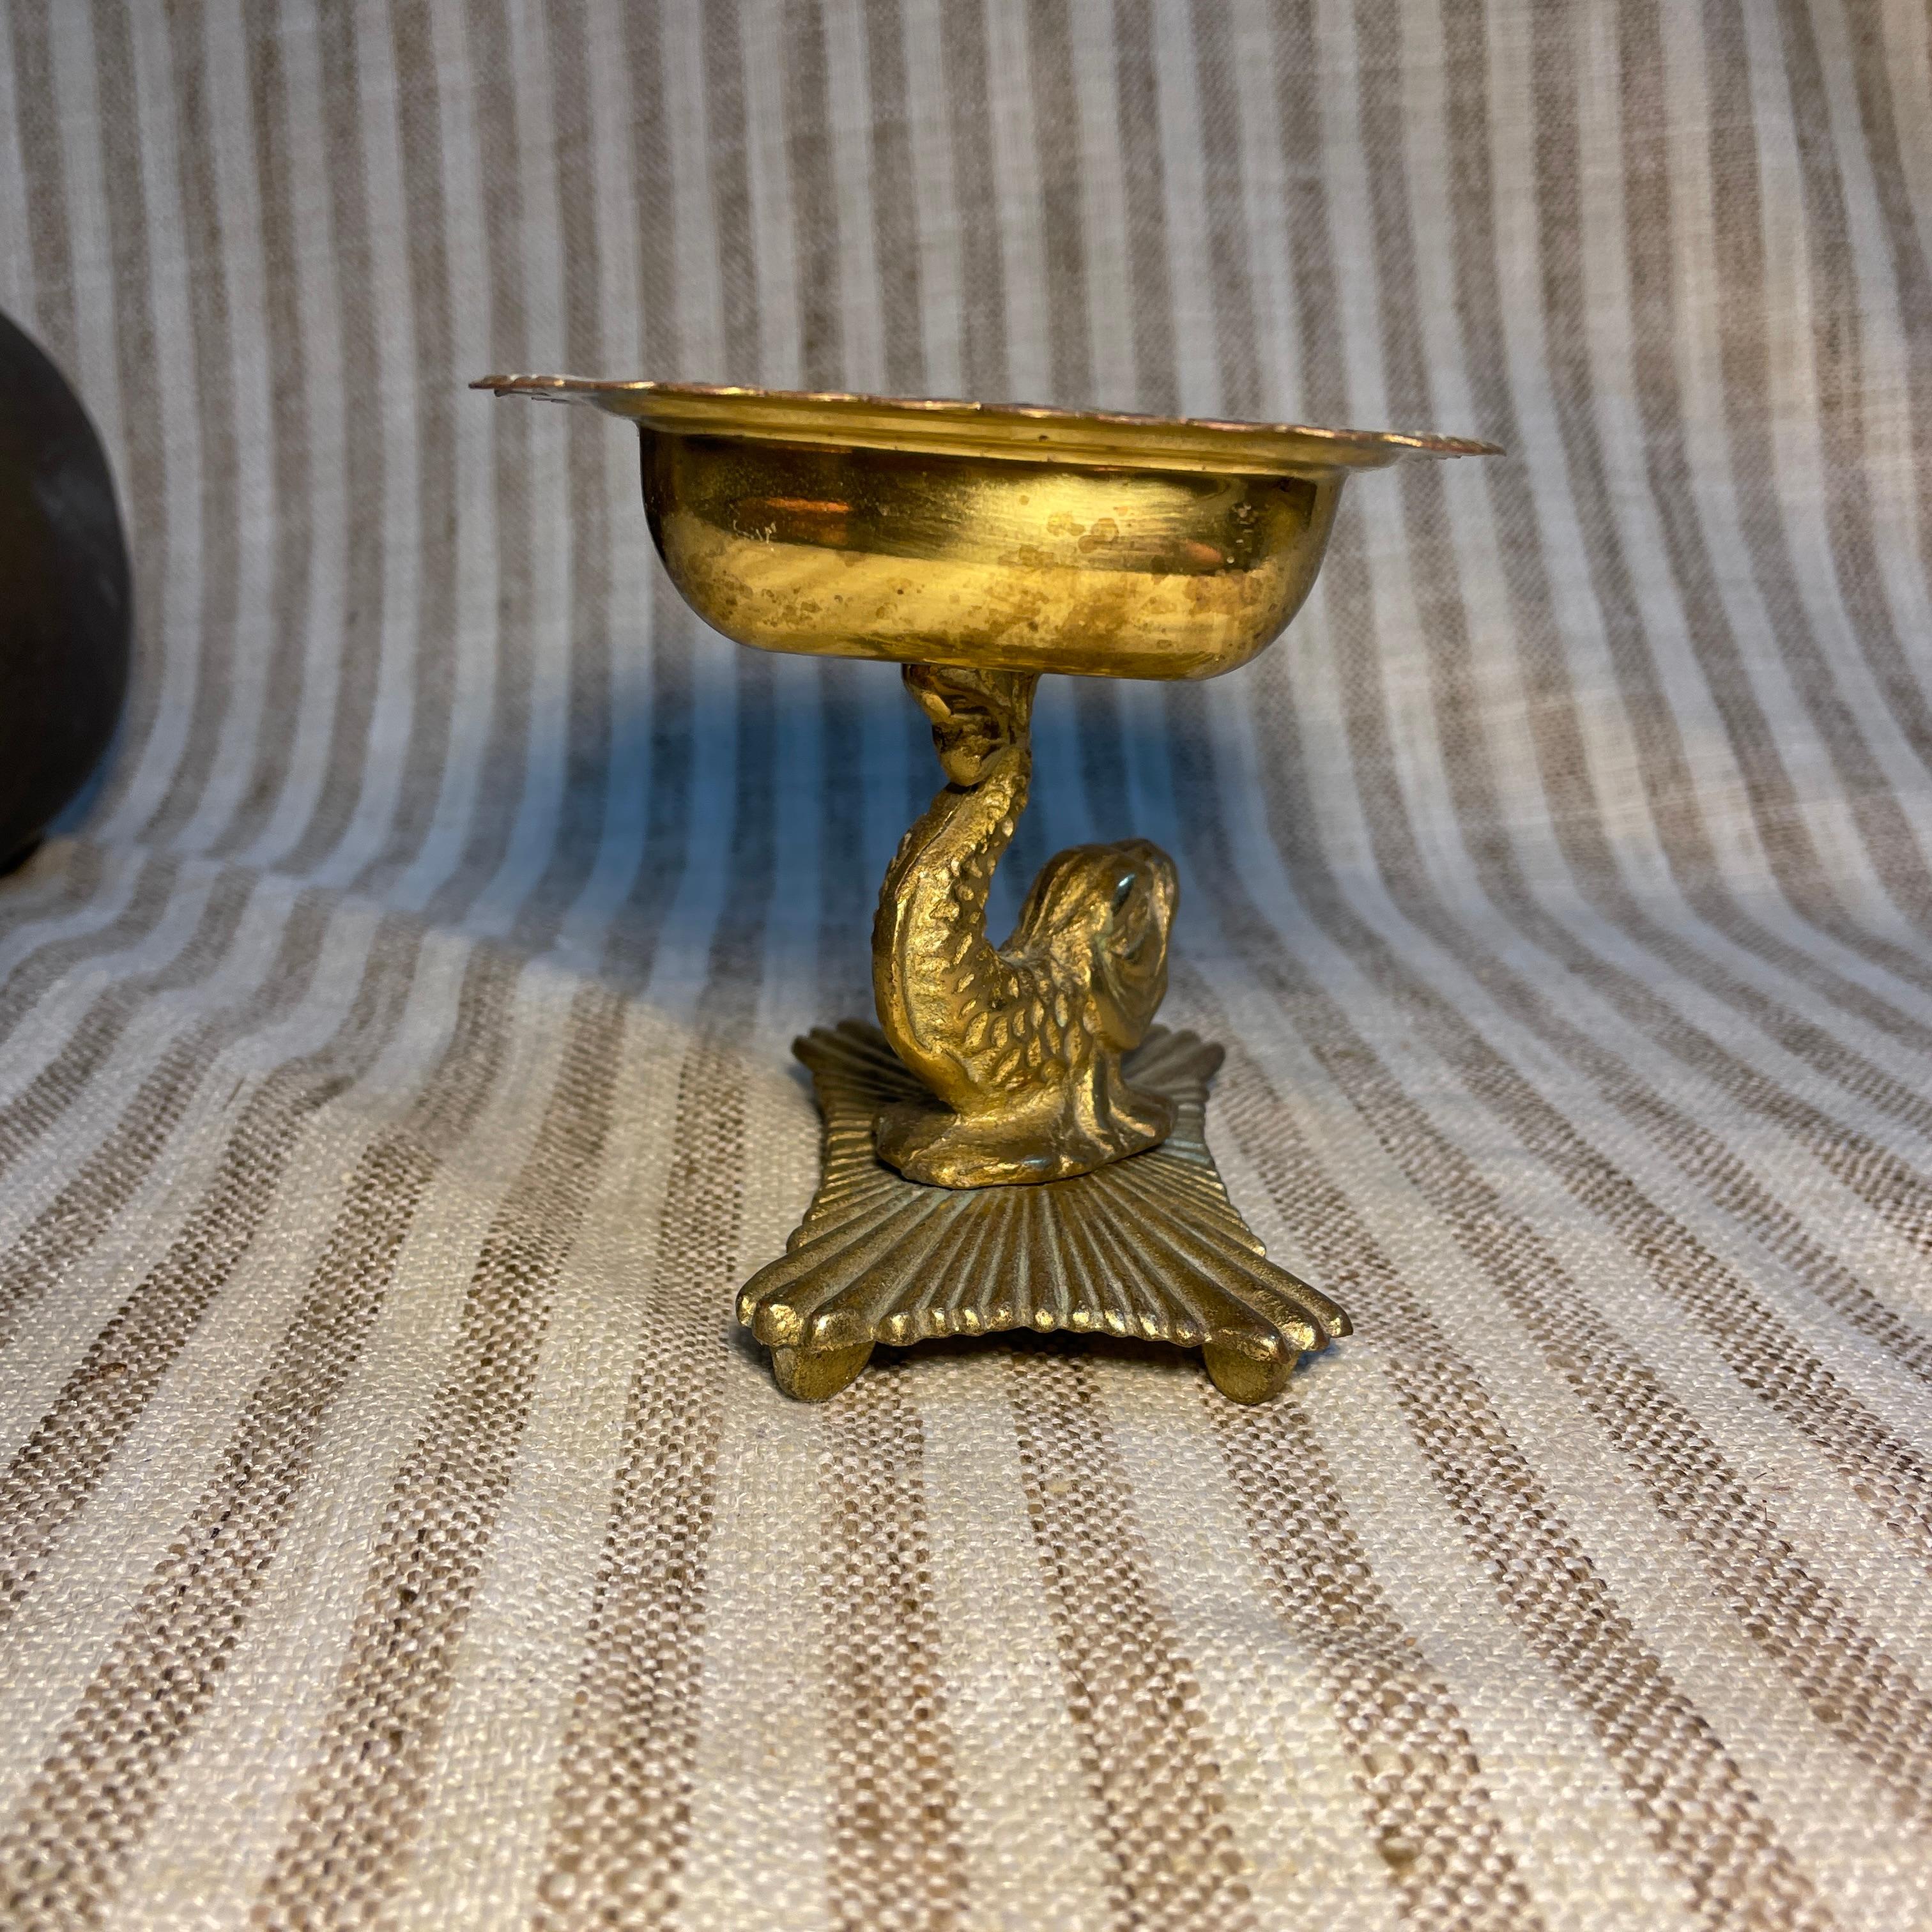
[739,1022,1350,1402]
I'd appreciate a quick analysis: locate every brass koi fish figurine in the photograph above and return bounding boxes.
[873,663,1177,1188]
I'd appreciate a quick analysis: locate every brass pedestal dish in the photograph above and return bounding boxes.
[477,376,1494,1401]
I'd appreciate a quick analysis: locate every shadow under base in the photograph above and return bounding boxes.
[739,1022,1351,1402]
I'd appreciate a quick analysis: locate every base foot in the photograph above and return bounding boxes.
[771,1342,875,1401]
[741,1022,1349,1403]
[1202,1342,1296,1406]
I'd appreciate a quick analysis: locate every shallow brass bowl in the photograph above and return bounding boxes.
[473,377,1497,680]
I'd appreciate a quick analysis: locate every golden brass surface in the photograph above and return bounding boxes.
[477,376,1494,1399]
[740,1022,1350,1403]
[875,663,1176,1186]
[474,375,1496,680]
[641,432,1338,679]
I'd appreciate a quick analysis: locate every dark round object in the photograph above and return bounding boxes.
[0,310,130,873]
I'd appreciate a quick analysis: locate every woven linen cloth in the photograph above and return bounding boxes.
[3,1,1932,1926]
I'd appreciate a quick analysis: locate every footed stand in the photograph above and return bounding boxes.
[739,659,1349,1404]
[739,1022,1350,1402]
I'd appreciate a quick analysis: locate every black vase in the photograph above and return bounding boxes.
[0,309,131,873]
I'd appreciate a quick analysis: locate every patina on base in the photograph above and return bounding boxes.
[739,1021,1351,1402]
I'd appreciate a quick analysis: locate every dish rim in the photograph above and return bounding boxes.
[471,373,1501,479]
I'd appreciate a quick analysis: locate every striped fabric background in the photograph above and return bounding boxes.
[2,0,1931,1925]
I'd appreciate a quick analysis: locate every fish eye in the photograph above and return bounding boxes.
[1113,873,1135,908]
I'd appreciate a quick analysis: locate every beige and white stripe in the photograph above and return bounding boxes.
[1,1,1928,1924]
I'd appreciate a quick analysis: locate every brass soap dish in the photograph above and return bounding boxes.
[477,375,1496,1401]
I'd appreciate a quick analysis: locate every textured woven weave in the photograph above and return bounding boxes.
[3,1,1931,1925]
